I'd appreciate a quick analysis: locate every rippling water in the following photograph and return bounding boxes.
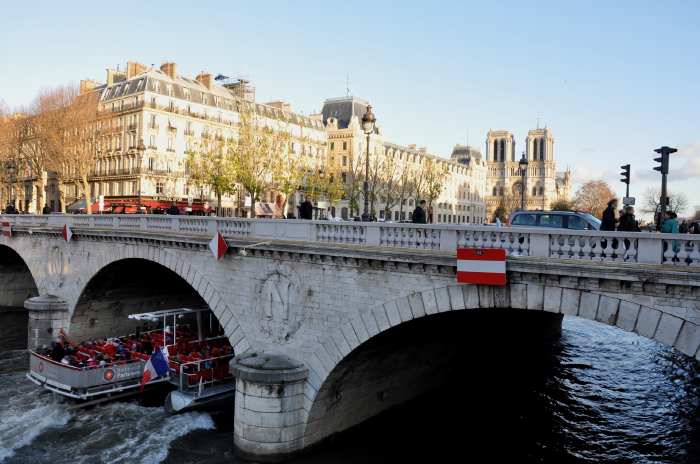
[2,317,700,463]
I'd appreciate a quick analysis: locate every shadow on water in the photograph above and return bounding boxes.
[0,308,27,351]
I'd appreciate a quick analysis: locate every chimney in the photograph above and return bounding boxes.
[79,79,99,95]
[106,68,126,86]
[408,144,417,150]
[127,61,147,79]
[160,62,177,79]
[265,101,291,112]
[196,72,212,90]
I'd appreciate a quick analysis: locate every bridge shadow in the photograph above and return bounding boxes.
[71,258,208,341]
[0,245,38,350]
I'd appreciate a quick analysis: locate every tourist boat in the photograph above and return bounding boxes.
[26,307,236,411]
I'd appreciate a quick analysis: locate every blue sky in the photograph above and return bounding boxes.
[1,1,698,213]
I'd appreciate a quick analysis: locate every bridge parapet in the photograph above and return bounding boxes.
[3,214,700,267]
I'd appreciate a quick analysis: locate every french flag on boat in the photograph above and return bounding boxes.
[140,346,170,389]
[456,248,507,286]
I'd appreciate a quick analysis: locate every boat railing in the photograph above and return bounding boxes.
[171,353,235,399]
[27,350,149,399]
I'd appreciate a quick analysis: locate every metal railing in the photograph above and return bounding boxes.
[2,214,700,267]
[171,353,235,399]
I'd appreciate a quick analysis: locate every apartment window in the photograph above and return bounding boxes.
[149,114,157,128]
[156,182,164,194]
[342,156,347,167]
[149,135,156,148]
[330,142,334,151]
[394,211,399,221]
[148,158,154,170]
[167,138,174,151]
[166,85,173,96]
[379,210,385,219]
[342,141,347,150]
[184,89,190,100]
[341,173,347,183]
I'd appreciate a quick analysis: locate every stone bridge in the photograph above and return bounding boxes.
[1,214,699,461]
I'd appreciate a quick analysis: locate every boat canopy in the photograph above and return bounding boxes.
[128,308,209,322]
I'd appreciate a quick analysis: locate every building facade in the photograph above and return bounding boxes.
[485,127,571,220]
[69,61,327,215]
[321,96,487,223]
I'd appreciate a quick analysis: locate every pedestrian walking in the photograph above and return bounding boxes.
[299,197,313,220]
[600,198,619,231]
[412,200,427,224]
[661,211,680,256]
[617,206,640,232]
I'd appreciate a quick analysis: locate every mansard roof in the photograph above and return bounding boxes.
[321,96,370,129]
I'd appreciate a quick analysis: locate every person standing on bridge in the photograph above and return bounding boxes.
[600,198,619,231]
[412,200,427,224]
[617,206,640,232]
[299,197,314,220]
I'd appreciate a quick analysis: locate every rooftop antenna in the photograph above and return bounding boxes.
[346,73,350,97]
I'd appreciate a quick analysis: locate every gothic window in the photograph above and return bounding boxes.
[539,186,545,196]
[539,138,545,160]
[499,139,505,162]
[492,187,497,196]
[532,187,537,196]
[493,140,498,161]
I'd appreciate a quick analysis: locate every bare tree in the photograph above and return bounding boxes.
[424,159,449,215]
[187,137,236,214]
[573,180,616,218]
[342,149,364,217]
[642,187,688,215]
[231,104,287,218]
[378,150,401,220]
[40,85,99,213]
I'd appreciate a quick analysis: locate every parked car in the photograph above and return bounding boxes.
[508,210,601,230]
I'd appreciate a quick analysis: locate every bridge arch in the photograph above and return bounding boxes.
[68,246,249,352]
[0,243,39,307]
[303,282,697,447]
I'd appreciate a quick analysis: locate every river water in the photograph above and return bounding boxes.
[2,316,700,463]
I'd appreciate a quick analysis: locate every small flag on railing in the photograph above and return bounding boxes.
[61,224,72,242]
[209,231,228,259]
[1,221,11,238]
[456,248,507,286]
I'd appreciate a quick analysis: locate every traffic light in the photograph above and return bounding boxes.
[653,146,677,175]
[620,164,630,184]
[653,153,669,175]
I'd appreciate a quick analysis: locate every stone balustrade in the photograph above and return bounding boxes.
[3,214,700,266]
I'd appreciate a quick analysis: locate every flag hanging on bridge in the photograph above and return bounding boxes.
[209,231,228,259]
[61,224,72,242]
[1,221,11,238]
[456,248,506,286]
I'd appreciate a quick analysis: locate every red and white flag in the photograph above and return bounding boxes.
[209,232,228,259]
[61,224,72,242]
[456,248,507,286]
[1,221,11,238]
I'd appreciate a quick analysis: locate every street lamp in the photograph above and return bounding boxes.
[361,105,376,221]
[519,152,529,211]
[137,140,146,208]
[5,161,17,209]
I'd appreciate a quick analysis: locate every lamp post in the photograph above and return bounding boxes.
[361,105,376,221]
[136,140,146,209]
[5,161,16,209]
[519,152,529,211]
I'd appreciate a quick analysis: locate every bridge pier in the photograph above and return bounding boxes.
[25,295,70,351]
[230,352,308,462]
